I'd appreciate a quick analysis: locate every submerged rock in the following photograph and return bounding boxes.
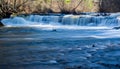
[52,29,57,32]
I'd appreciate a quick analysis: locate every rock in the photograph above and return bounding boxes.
[0,21,4,27]
[113,27,120,30]
[92,44,96,47]
[52,29,57,32]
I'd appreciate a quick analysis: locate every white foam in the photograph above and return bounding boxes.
[1,14,120,29]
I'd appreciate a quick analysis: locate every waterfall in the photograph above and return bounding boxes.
[1,13,120,27]
[62,15,80,25]
[27,15,60,24]
[61,15,120,26]
[1,17,31,26]
[78,16,92,26]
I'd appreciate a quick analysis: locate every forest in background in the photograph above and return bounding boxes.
[0,0,98,19]
[0,0,120,19]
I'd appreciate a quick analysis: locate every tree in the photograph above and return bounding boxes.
[33,0,53,13]
[0,0,30,18]
[57,0,83,14]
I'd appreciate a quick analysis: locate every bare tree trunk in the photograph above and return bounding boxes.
[71,0,83,14]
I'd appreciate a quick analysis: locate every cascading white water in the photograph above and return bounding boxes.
[27,15,60,23]
[1,17,32,26]
[61,15,120,26]
[1,13,120,27]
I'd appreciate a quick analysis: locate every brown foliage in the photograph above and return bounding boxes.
[56,0,83,14]
[0,0,30,18]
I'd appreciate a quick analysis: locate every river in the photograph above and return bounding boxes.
[0,14,120,69]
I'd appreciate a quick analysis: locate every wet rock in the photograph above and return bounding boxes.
[92,44,96,47]
[52,29,57,32]
[0,22,4,27]
[113,27,120,30]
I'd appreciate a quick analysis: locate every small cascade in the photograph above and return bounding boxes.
[61,15,120,26]
[62,15,80,25]
[78,16,92,26]
[100,18,119,26]
[27,15,60,24]
[28,15,43,22]
[1,13,120,27]
[1,17,31,26]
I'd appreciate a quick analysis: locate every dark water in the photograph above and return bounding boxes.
[0,27,120,69]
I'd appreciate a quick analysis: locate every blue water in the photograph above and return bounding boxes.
[0,26,120,69]
[1,14,120,69]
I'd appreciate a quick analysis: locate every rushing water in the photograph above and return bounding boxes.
[1,14,120,69]
[1,13,120,27]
